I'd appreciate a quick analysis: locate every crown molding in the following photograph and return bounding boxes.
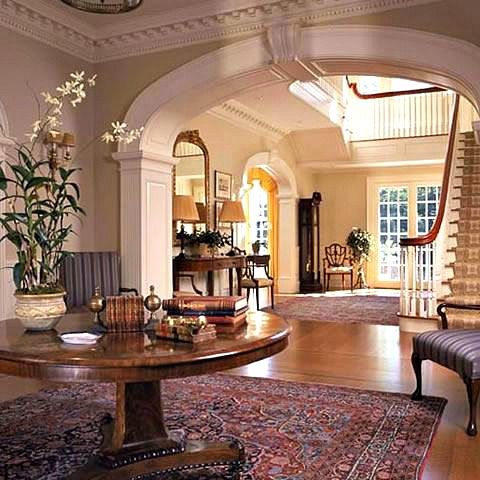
[209,99,290,143]
[0,0,441,63]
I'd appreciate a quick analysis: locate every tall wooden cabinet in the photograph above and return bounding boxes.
[298,192,323,293]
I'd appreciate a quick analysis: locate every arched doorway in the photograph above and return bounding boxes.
[241,151,299,293]
[113,24,480,298]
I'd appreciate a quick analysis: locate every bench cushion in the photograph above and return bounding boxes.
[413,329,480,379]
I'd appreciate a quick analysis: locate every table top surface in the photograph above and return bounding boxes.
[0,311,290,382]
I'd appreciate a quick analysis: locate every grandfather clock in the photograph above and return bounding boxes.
[298,192,323,293]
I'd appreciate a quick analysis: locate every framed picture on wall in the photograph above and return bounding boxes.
[215,201,230,230]
[214,171,232,200]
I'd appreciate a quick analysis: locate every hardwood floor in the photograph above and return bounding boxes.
[1,293,479,479]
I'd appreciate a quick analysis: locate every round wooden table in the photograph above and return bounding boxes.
[0,311,290,479]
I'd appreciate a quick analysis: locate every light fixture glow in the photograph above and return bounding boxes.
[60,0,143,14]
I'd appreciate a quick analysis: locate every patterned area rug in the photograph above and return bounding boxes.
[1,374,445,479]
[264,295,399,326]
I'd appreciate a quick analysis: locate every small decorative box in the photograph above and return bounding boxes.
[104,296,145,332]
[155,316,216,343]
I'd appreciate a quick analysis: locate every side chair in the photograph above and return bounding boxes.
[60,251,138,311]
[323,243,354,292]
[240,255,274,310]
[411,302,480,436]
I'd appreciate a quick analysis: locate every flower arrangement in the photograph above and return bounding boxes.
[346,227,374,263]
[0,71,142,295]
[178,229,229,249]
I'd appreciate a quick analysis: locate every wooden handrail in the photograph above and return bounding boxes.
[400,94,460,247]
[346,76,446,100]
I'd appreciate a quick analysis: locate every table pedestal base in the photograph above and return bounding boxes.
[67,381,245,480]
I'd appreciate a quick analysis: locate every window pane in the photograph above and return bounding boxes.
[427,186,437,201]
[399,204,408,217]
[399,188,408,201]
[417,186,426,201]
[389,204,398,216]
[389,189,398,202]
[400,219,408,232]
[379,189,388,202]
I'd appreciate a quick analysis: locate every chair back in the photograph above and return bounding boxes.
[325,243,348,267]
[60,252,121,310]
[246,255,271,278]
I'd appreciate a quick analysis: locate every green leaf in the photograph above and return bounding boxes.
[6,231,23,249]
[67,182,81,199]
[13,262,25,289]
[18,149,33,168]
[25,177,51,189]
[0,166,7,191]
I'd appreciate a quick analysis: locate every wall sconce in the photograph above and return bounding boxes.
[45,131,75,171]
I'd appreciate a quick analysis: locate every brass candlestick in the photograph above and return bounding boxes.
[144,285,161,322]
[87,286,106,324]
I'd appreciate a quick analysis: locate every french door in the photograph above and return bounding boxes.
[368,178,441,288]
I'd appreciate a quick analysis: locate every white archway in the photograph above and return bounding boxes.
[114,24,480,297]
[242,151,299,293]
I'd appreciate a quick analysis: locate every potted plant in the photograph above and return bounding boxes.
[346,227,374,289]
[252,240,267,254]
[0,71,143,330]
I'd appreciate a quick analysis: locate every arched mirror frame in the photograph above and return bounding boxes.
[172,129,211,229]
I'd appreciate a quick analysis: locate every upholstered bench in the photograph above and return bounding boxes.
[411,303,480,436]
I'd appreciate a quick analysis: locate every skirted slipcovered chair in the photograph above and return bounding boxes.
[60,251,138,311]
[323,243,354,292]
[411,303,480,436]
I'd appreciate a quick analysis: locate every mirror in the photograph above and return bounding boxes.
[173,130,210,232]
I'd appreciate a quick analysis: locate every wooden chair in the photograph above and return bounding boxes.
[240,255,274,310]
[411,303,480,436]
[323,243,353,292]
[60,251,138,311]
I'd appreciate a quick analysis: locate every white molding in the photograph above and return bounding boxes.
[123,25,480,158]
[208,100,289,143]
[1,0,441,63]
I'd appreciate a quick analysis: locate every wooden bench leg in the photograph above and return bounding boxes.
[411,352,423,401]
[465,379,480,436]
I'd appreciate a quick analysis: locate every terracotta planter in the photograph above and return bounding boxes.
[15,291,66,331]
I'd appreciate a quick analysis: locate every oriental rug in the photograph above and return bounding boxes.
[0,374,445,480]
[264,294,399,326]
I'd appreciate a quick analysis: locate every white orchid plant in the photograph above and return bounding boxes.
[0,71,143,294]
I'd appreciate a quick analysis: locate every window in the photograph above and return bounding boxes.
[368,178,442,287]
[248,180,269,245]
[378,186,408,281]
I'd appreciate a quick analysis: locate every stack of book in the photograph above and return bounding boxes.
[162,296,248,333]
[104,296,145,332]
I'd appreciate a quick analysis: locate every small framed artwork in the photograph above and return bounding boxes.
[214,171,232,200]
[215,201,230,230]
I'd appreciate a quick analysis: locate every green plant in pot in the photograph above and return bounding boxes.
[0,71,143,330]
[252,240,267,254]
[346,227,374,289]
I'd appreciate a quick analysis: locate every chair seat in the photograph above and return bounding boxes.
[413,329,480,379]
[241,278,274,288]
[326,266,352,273]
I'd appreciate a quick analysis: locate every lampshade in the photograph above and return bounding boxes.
[61,132,75,147]
[173,195,199,222]
[195,202,208,223]
[219,200,246,223]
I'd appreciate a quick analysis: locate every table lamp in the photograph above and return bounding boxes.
[173,195,199,258]
[219,200,246,256]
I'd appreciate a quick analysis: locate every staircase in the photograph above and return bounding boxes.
[443,131,480,327]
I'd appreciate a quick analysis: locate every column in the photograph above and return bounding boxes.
[114,150,176,301]
[277,193,299,293]
[0,136,14,319]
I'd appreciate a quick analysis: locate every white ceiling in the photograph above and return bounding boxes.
[234,83,336,132]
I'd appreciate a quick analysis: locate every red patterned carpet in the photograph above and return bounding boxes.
[0,374,445,479]
[264,294,399,326]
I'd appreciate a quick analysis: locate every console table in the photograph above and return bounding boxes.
[173,255,247,296]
